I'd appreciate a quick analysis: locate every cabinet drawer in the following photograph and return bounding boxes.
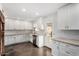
[59,42,79,56]
[65,45,79,56]
[59,52,71,56]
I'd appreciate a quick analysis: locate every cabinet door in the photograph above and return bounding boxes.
[15,21,32,30]
[65,44,79,56]
[52,41,60,56]
[59,42,71,56]
[24,22,32,30]
[14,35,24,44]
[59,42,79,56]
[58,4,73,30]
[5,36,15,45]
[69,4,79,29]
[58,6,65,29]
[5,19,15,30]
[15,35,28,43]
[15,21,24,30]
[58,6,67,29]
[37,35,44,47]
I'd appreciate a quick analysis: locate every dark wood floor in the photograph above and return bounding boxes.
[5,42,52,56]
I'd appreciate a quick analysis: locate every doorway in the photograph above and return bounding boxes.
[47,23,52,41]
[44,23,53,49]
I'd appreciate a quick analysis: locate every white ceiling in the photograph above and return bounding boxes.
[2,3,66,22]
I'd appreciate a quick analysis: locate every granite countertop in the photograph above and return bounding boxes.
[53,37,79,46]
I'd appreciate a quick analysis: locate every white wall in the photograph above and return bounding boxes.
[0,3,2,11]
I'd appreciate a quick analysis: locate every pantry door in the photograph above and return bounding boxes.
[0,10,5,55]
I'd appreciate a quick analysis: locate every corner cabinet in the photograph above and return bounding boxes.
[57,4,79,30]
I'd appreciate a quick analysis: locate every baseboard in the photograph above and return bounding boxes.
[5,41,31,47]
[5,41,39,48]
[43,46,52,50]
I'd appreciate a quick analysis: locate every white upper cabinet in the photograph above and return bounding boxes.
[5,19,33,30]
[5,19,15,30]
[57,4,79,30]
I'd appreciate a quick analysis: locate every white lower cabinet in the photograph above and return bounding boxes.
[59,42,79,56]
[36,35,44,48]
[65,44,79,56]
[52,41,60,56]
[15,35,23,43]
[15,35,29,43]
[5,34,29,46]
[5,36,15,45]
[52,40,79,56]
[59,42,71,56]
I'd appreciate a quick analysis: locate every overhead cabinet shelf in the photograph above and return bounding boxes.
[57,4,79,30]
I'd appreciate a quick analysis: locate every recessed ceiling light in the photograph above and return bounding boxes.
[35,12,39,16]
[22,8,26,12]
